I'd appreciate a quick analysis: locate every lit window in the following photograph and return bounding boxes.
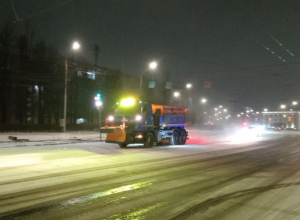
[87,70,95,80]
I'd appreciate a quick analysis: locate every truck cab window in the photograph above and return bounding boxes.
[142,105,149,115]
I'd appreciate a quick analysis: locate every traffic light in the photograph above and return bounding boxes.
[94,92,102,107]
[94,92,101,101]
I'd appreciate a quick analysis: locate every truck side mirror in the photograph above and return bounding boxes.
[154,109,161,126]
[155,109,161,116]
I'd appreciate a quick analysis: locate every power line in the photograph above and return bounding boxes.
[10,0,19,21]
[26,0,75,19]
[265,32,298,59]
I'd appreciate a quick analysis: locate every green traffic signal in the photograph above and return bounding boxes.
[96,92,101,99]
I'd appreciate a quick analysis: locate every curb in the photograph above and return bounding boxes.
[0,139,105,149]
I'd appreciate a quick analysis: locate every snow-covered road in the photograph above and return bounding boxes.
[1,130,300,219]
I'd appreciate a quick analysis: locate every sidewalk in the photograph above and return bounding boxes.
[0,131,105,148]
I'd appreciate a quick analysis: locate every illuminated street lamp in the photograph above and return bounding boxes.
[186,83,192,89]
[63,41,81,133]
[292,101,298,105]
[264,108,268,112]
[140,61,158,97]
[223,109,227,112]
[95,101,103,107]
[215,108,218,111]
[72,41,80,50]
[280,104,286,109]
[174,92,180,97]
[174,91,180,105]
[149,61,157,70]
[201,98,207,103]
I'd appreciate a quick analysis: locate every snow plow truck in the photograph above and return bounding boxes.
[100,98,188,148]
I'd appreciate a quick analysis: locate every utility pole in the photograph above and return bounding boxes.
[62,41,80,132]
[99,108,102,141]
[91,44,101,132]
[63,57,68,132]
[91,44,100,66]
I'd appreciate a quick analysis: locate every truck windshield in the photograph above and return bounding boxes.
[113,105,141,116]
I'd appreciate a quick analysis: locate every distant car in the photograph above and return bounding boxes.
[286,128,296,131]
[274,127,282,131]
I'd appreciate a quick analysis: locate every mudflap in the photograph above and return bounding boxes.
[105,128,126,143]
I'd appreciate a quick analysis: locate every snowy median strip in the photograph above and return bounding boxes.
[0,132,106,148]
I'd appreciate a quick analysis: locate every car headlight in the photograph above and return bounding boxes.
[135,115,142,121]
[108,116,114,121]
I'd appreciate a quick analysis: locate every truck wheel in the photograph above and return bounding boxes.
[170,131,179,145]
[144,133,155,148]
[119,143,127,148]
[179,130,187,145]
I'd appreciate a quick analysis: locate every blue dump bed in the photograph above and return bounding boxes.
[160,115,186,127]
[151,104,187,127]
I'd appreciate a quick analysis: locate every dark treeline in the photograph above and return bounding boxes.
[0,19,123,129]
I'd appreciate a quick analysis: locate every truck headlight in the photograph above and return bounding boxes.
[108,116,114,121]
[135,134,143,138]
[135,115,142,121]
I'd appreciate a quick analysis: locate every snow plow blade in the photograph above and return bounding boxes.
[102,127,126,143]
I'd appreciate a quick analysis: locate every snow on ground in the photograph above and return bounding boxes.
[0,127,288,149]
[0,131,104,148]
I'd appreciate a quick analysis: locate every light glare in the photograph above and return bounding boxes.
[149,61,157,69]
[95,101,102,107]
[120,98,135,107]
[186,83,192,89]
[135,115,142,121]
[72,42,80,50]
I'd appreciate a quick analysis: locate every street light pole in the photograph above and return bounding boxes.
[62,41,80,132]
[99,108,102,141]
[140,61,157,100]
[140,74,143,95]
[95,95,103,141]
[63,57,68,132]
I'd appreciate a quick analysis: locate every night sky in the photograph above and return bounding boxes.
[2,0,300,112]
